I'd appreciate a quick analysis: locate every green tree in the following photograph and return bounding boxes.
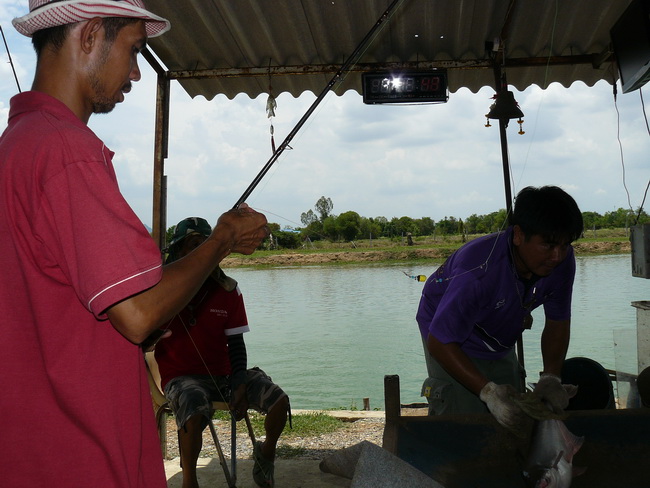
[165,225,176,248]
[300,209,318,226]
[301,220,324,241]
[322,215,338,240]
[373,216,389,236]
[415,217,435,236]
[464,214,481,234]
[435,216,458,235]
[273,228,302,249]
[360,217,382,239]
[336,211,362,241]
[634,208,650,225]
[483,209,507,233]
[600,208,634,228]
[314,196,334,222]
[389,216,417,237]
[581,211,603,231]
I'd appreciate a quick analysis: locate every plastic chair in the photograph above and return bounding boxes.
[144,352,256,488]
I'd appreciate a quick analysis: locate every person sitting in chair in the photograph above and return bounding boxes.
[153,217,289,488]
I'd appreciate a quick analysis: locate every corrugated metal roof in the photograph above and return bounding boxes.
[144,0,630,100]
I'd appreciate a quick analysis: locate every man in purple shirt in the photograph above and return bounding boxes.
[416,186,583,434]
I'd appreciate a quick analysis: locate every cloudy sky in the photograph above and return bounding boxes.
[1,2,649,232]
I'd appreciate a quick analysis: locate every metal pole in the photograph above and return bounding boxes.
[498,118,514,216]
[491,66,514,215]
[233,0,407,209]
[491,65,523,384]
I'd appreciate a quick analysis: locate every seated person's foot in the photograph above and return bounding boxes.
[252,441,274,488]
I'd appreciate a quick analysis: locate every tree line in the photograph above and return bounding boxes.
[165,196,649,249]
[269,196,650,249]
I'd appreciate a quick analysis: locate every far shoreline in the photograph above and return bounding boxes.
[221,239,631,269]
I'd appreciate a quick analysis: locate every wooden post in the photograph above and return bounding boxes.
[383,375,401,453]
[363,397,370,411]
[141,48,170,250]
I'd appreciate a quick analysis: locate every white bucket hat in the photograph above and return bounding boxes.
[12,0,170,38]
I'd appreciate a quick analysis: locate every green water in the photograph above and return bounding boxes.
[226,254,649,410]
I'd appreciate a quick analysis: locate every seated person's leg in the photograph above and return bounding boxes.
[244,367,289,488]
[165,375,223,488]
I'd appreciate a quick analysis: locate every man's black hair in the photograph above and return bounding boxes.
[32,17,139,57]
[509,186,583,242]
[32,23,71,55]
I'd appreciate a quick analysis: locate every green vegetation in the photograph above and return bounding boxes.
[273,197,648,250]
[212,410,344,439]
[164,196,648,252]
[218,227,633,269]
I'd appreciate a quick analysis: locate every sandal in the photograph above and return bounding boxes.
[252,441,275,488]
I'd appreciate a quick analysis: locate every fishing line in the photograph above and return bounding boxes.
[233,0,407,209]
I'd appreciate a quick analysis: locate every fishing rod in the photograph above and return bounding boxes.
[233,0,407,209]
[1,24,21,93]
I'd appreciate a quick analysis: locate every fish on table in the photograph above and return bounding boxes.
[523,418,585,488]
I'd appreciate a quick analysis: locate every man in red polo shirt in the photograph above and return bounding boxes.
[0,2,268,486]
[155,218,289,488]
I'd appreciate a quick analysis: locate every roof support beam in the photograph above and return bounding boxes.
[163,54,607,80]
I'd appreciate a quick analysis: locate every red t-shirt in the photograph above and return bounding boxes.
[0,92,166,487]
[155,277,249,390]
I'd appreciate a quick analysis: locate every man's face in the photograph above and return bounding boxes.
[512,225,570,278]
[177,234,208,260]
[87,20,146,114]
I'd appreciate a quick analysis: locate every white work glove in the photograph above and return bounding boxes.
[533,373,578,415]
[479,382,528,436]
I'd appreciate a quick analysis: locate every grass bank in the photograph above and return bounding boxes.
[221,228,632,268]
[215,410,343,439]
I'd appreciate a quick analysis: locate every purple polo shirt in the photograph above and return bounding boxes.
[416,228,576,360]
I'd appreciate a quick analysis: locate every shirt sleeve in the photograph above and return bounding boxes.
[223,286,250,336]
[541,250,576,321]
[33,156,162,319]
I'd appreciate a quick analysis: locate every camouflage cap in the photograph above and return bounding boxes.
[168,217,212,248]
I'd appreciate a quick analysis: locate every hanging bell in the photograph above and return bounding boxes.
[486,90,524,120]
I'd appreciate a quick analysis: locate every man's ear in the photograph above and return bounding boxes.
[79,17,104,54]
